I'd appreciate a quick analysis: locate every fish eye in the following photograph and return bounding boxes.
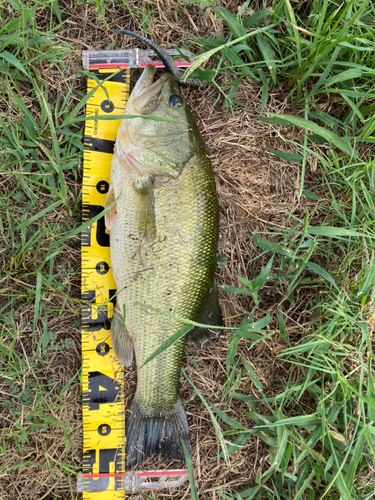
[169,95,182,107]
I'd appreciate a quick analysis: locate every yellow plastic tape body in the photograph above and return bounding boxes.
[81,68,130,499]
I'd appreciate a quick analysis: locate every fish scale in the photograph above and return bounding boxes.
[112,157,218,410]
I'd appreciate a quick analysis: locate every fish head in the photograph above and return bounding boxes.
[115,65,203,178]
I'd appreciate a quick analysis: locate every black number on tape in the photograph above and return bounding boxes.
[96,261,109,275]
[82,290,111,332]
[82,204,109,247]
[96,180,109,194]
[96,342,110,356]
[83,448,123,491]
[101,100,115,113]
[84,137,115,154]
[98,423,111,436]
[90,69,129,83]
[86,371,120,410]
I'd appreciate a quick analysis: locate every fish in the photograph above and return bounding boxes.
[105,64,221,468]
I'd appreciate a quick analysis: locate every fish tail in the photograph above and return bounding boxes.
[125,397,191,468]
[116,29,203,89]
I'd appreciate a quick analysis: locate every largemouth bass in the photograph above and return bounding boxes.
[105,64,221,468]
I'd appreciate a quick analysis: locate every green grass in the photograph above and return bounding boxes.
[180,1,375,498]
[0,1,83,496]
[214,158,375,498]
[188,0,375,134]
[1,0,375,499]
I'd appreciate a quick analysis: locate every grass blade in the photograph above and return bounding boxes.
[16,200,64,230]
[181,438,199,500]
[1,50,29,76]
[306,226,364,237]
[266,148,303,162]
[305,262,339,290]
[257,114,358,158]
[141,324,193,367]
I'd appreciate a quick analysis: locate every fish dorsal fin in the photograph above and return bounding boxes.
[131,175,156,243]
[188,279,223,348]
[104,184,117,230]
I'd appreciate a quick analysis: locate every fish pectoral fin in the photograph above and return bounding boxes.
[131,175,156,243]
[188,279,223,349]
[111,306,133,367]
[104,184,117,230]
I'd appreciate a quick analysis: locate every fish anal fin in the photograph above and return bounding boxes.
[189,280,223,349]
[111,306,133,367]
[131,175,156,243]
[104,184,117,230]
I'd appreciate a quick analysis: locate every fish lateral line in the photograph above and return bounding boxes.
[134,302,232,330]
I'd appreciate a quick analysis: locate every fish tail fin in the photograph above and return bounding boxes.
[125,396,191,468]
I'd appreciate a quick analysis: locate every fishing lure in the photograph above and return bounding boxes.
[117,29,203,89]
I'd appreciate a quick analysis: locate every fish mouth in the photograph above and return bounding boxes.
[128,65,172,114]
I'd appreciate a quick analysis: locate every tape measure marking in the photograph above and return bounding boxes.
[81,68,130,499]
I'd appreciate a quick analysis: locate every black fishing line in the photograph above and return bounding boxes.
[116,29,203,90]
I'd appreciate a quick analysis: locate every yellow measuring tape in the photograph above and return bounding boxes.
[78,57,192,496]
[80,68,130,499]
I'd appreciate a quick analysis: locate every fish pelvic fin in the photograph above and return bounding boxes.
[188,279,223,349]
[111,305,134,367]
[125,396,191,468]
[131,175,156,243]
